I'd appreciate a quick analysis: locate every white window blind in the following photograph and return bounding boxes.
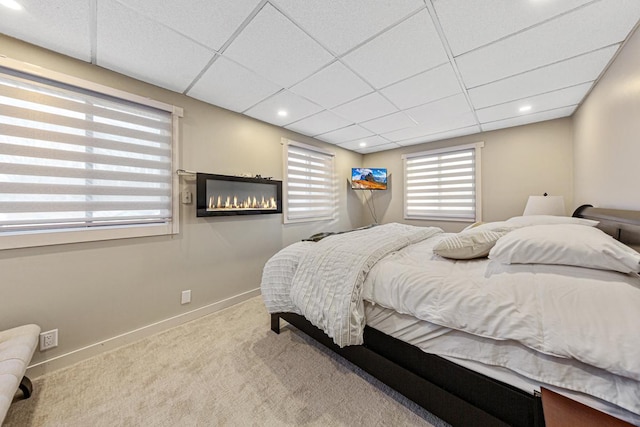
[283,139,335,223]
[0,63,179,247]
[403,142,483,222]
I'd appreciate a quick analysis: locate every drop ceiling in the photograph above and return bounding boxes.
[1,0,639,154]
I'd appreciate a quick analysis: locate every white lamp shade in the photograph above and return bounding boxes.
[523,195,565,216]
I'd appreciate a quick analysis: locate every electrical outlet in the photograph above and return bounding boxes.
[181,290,191,305]
[40,329,58,351]
[181,191,192,204]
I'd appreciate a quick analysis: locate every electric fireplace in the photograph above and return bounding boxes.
[196,173,282,217]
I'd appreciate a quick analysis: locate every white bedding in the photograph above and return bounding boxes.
[362,233,640,383]
[261,224,640,419]
[286,223,440,347]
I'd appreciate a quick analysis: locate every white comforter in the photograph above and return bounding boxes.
[362,233,640,383]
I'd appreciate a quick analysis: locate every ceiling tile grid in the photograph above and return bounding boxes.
[187,56,281,113]
[116,0,263,51]
[270,0,425,55]
[475,83,592,124]
[380,63,463,110]
[243,90,323,126]
[341,9,449,90]
[454,0,640,89]
[395,125,481,147]
[1,0,639,154]
[337,135,392,152]
[316,125,374,144]
[467,46,620,110]
[222,3,334,88]
[481,106,577,132]
[285,110,352,136]
[432,0,594,56]
[288,61,373,109]
[96,0,215,93]
[330,92,399,124]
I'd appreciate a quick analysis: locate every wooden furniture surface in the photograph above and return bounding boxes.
[541,388,633,427]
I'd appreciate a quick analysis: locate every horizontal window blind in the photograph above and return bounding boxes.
[0,69,174,233]
[404,144,481,222]
[284,141,335,223]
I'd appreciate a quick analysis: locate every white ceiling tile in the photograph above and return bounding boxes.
[457,0,640,88]
[342,10,449,89]
[383,111,477,142]
[331,93,398,123]
[395,125,481,147]
[271,0,424,55]
[285,110,352,136]
[316,125,374,144]
[244,90,323,126]
[476,82,592,124]
[381,63,462,110]
[405,93,472,124]
[337,136,391,151]
[289,62,373,109]
[187,56,281,112]
[433,0,592,55]
[116,0,262,51]
[223,3,333,88]
[361,112,416,134]
[0,0,92,61]
[97,0,214,93]
[481,106,576,132]
[468,46,618,109]
[355,142,402,154]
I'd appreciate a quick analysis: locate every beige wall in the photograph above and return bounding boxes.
[363,118,574,231]
[0,35,364,370]
[573,26,640,210]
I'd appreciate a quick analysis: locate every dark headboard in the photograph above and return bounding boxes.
[573,204,640,248]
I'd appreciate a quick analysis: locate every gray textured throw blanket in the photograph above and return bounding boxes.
[289,223,441,347]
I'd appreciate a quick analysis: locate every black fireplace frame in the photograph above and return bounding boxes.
[196,173,282,217]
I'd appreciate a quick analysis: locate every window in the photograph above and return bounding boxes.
[283,139,336,223]
[0,58,182,250]
[403,142,483,222]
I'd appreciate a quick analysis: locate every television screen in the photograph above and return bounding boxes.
[351,168,387,190]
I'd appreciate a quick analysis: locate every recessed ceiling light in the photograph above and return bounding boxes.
[359,142,367,147]
[277,110,287,117]
[519,105,532,113]
[0,0,22,10]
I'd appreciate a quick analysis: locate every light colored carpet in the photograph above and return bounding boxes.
[5,297,449,426]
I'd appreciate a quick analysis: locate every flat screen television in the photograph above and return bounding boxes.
[351,168,387,190]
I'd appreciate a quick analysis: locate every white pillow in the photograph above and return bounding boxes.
[489,224,640,274]
[506,215,599,227]
[434,227,512,260]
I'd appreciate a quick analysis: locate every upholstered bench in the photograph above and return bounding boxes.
[0,324,40,424]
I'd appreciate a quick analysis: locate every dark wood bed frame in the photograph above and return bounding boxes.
[270,205,640,427]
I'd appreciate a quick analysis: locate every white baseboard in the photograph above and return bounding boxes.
[26,288,261,378]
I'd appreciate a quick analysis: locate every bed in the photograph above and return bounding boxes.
[261,205,640,426]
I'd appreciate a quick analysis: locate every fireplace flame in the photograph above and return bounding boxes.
[207,194,277,211]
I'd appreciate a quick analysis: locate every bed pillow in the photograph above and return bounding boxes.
[488,224,640,273]
[434,227,512,260]
[461,221,484,231]
[506,215,599,227]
